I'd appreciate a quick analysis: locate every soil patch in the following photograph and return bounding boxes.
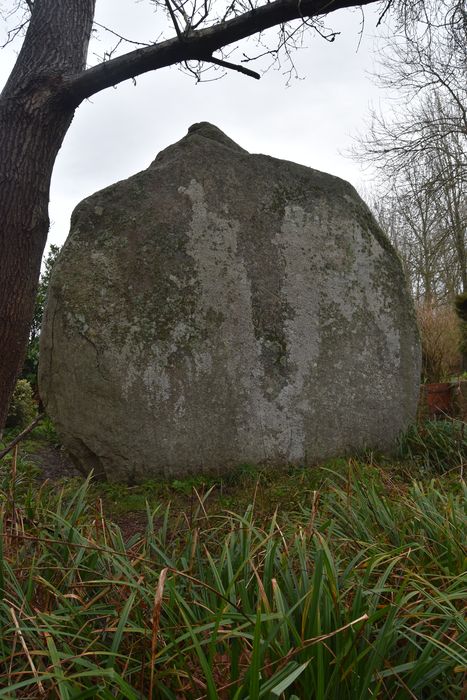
[27,444,81,481]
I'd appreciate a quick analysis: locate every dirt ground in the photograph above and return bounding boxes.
[27,443,81,481]
[26,444,150,538]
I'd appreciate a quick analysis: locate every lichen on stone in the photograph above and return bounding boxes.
[38,124,421,482]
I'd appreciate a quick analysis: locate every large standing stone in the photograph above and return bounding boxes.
[39,123,420,482]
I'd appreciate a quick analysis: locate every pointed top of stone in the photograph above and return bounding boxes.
[186,122,248,153]
[149,121,248,169]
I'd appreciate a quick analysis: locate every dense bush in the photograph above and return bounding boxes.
[416,303,461,383]
[5,379,37,429]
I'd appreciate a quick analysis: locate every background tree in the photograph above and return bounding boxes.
[355,0,466,303]
[369,134,466,304]
[355,1,466,383]
[0,0,452,430]
[357,0,466,177]
[431,126,467,295]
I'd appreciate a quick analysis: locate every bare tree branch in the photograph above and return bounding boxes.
[92,21,152,48]
[0,414,44,461]
[65,0,379,105]
[207,54,260,77]
[165,0,184,39]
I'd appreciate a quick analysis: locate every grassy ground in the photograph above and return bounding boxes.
[0,419,465,698]
[5,416,466,523]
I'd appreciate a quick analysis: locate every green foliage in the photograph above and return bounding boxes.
[95,461,343,519]
[30,414,61,447]
[22,244,61,385]
[171,474,218,495]
[5,379,37,430]
[0,463,465,697]
[399,419,466,474]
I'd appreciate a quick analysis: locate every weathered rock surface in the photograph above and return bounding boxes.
[39,123,421,482]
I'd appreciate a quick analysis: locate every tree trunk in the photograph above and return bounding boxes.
[0,0,95,432]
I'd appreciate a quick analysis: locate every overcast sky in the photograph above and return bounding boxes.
[1,1,388,251]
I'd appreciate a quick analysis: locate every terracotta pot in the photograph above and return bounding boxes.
[422,383,453,419]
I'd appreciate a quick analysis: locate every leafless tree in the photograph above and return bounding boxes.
[356,0,466,176]
[370,169,446,303]
[430,127,467,294]
[370,144,466,304]
[355,0,466,305]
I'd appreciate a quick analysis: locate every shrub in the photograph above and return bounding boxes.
[417,303,462,383]
[5,378,37,429]
[22,244,61,386]
[399,419,466,474]
[30,414,60,446]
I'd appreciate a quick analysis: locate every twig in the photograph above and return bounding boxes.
[9,607,46,696]
[377,0,394,27]
[10,445,18,532]
[165,0,184,40]
[206,56,260,79]
[93,21,151,47]
[149,567,168,699]
[0,414,45,461]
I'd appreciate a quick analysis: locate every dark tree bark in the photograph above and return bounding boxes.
[0,0,96,430]
[0,0,379,430]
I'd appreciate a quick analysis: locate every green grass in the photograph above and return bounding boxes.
[0,445,465,698]
[398,419,466,474]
